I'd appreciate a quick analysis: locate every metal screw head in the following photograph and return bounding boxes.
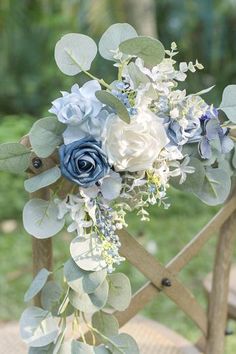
[161,278,172,287]
[32,157,42,169]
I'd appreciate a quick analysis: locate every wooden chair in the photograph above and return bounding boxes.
[203,264,236,321]
[28,149,236,354]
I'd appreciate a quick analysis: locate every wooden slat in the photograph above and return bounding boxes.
[118,230,208,334]
[206,209,236,354]
[114,196,236,331]
[168,194,236,274]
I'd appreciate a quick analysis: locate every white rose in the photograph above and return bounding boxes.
[102,109,169,172]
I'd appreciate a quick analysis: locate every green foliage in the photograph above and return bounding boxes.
[98,23,137,61]
[92,311,119,339]
[24,166,61,193]
[127,62,150,88]
[107,333,139,354]
[24,268,51,302]
[64,258,107,294]
[95,91,130,123]
[55,33,97,75]
[19,306,59,347]
[23,199,65,238]
[0,142,31,174]
[68,279,109,313]
[41,281,63,314]
[220,85,236,123]
[29,117,65,158]
[120,36,165,67]
[107,273,132,311]
[172,158,231,205]
[70,235,106,271]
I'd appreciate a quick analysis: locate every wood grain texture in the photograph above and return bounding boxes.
[118,229,208,334]
[206,209,236,354]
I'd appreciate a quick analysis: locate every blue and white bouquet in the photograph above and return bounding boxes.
[1,23,236,353]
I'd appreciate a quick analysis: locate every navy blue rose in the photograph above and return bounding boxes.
[59,137,110,188]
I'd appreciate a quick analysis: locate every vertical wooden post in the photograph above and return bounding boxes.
[31,187,53,307]
[206,208,236,354]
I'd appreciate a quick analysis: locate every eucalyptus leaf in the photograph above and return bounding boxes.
[29,117,66,158]
[119,36,165,67]
[24,268,51,302]
[41,281,63,315]
[70,234,106,272]
[58,340,110,354]
[99,23,137,61]
[55,33,97,76]
[170,158,205,194]
[95,91,130,123]
[127,62,150,88]
[29,344,55,354]
[107,273,132,311]
[107,334,139,354]
[0,142,31,174]
[24,166,61,193]
[232,147,236,169]
[64,258,107,294]
[23,198,65,239]
[20,307,59,347]
[92,311,119,340]
[68,279,109,313]
[219,85,236,123]
[194,167,231,206]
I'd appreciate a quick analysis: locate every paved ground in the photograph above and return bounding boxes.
[0,316,199,354]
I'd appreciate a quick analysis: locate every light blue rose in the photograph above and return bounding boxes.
[49,80,102,125]
[59,137,110,188]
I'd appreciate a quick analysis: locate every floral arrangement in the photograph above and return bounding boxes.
[0,23,236,353]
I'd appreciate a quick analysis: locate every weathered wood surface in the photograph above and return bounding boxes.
[206,209,236,354]
[204,264,236,319]
[118,229,208,334]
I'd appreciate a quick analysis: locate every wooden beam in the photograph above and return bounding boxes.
[206,209,236,354]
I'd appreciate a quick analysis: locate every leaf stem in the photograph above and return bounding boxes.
[65,49,112,90]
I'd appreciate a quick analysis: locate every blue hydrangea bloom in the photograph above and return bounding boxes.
[198,108,234,159]
[163,117,201,146]
[111,81,137,116]
[49,80,102,125]
[59,137,110,188]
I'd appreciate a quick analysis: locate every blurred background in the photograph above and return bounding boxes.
[0,0,236,352]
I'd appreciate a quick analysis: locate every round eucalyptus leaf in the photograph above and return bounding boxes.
[55,33,97,76]
[29,117,65,158]
[19,306,59,347]
[24,166,61,193]
[23,199,65,239]
[170,158,205,194]
[68,279,109,313]
[194,167,231,206]
[107,273,132,311]
[92,311,119,340]
[107,334,139,354]
[94,346,111,354]
[99,23,137,61]
[219,85,236,123]
[29,344,54,353]
[70,234,106,272]
[24,268,51,302]
[64,258,107,294]
[127,62,150,88]
[41,281,63,315]
[119,36,165,67]
[0,142,31,174]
